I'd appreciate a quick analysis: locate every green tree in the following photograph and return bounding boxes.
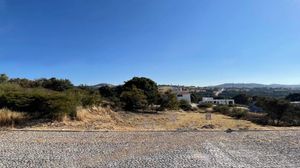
[38,78,74,91]
[191,93,201,103]
[233,94,251,105]
[120,86,148,111]
[281,105,300,126]
[179,100,192,111]
[80,92,102,108]
[123,77,158,105]
[99,86,115,98]
[257,98,290,125]
[0,89,77,120]
[158,91,179,110]
[286,93,300,102]
[8,78,39,88]
[0,74,9,83]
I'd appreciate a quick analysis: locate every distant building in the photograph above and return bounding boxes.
[176,92,191,104]
[291,101,300,106]
[158,86,192,103]
[200,97,235,105]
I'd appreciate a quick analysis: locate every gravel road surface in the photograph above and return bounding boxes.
[0,130,299,168]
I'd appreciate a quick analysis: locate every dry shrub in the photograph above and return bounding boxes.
[0,109,26,126]
[60,114,72,124]
[76,106,123,124]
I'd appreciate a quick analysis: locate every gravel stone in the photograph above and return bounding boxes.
[0,130,299,167]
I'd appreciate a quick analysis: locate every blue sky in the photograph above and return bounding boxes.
[1,0,300,86]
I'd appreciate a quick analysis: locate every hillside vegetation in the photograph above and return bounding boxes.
[0,73,300,129]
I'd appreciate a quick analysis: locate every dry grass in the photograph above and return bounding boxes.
[0,109,26,126]
[48,106,127,130]
[76,106,123,123]
[118,111,267,131]
[27,108,299,131]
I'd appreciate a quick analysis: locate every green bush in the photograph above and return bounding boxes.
[179,100,192,111]
[245,113,269,125]
[120,86,148,111]
[123,77,159,105]
[0,88,77,120]
[77,91,101,108]
[158,91,179,111]
[280,106,300,126]
[64,88,102,108]
[230,108,248,119]
[213,105,248,119]
[198,103,213,108]
[286,93,300,102]
[40,93,77,120]
[213,105,230,114]
[233,94,251,105]
[256,97,291,125]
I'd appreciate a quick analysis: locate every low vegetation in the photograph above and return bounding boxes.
[213,106,248,119]
[1,73,300,128]
[212,97,300,126]
[179,100,193,111]
[0,75,100,121]
[158,91,179,111]
[0,108,26,126]
[197,103,213,108]
[0,74,181,127]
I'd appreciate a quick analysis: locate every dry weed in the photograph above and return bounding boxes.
[0,108,26,126]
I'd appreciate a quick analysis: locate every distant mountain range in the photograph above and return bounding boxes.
[92,83,115,88]
[92,83,300,89]
[213,83,300,89]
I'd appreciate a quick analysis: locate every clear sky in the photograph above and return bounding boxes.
[1,0,300,86]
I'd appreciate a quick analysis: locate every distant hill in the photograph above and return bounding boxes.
[93,83,115,88]
[92,83,300,89]
[213,83,300,89]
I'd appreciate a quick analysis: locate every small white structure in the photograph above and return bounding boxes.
[200,97,235,105]
[176,92,191,104]
[291,101,300,106]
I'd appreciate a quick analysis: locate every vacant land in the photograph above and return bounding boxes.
[0,130,299,167]
[19,109,296,131]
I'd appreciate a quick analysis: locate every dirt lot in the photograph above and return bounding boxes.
[20,109,298,131]
[0,130,299,167]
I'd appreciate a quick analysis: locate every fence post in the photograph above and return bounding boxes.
[11,119,15,129]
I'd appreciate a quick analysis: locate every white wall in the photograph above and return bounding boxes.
[177,94,191,103]
[200,98,235,105]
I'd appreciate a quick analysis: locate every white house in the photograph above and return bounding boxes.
[176,92,191,104]
[200,97,235,105]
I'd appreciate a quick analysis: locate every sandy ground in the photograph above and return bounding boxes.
[0,130,299,167]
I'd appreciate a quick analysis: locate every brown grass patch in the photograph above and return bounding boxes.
[76,106,123,123]
[26,108,297,131]
[45,106,127,130]
[115,111,268,131]
[0,109,26,126]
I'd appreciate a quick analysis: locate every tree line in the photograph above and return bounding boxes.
[215,93,300,126]
[0,74,189,121]
[1,73,300,126]
[99,77,191,111]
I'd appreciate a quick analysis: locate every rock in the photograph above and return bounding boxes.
[201,124,215,129]
[225,128,234,133]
